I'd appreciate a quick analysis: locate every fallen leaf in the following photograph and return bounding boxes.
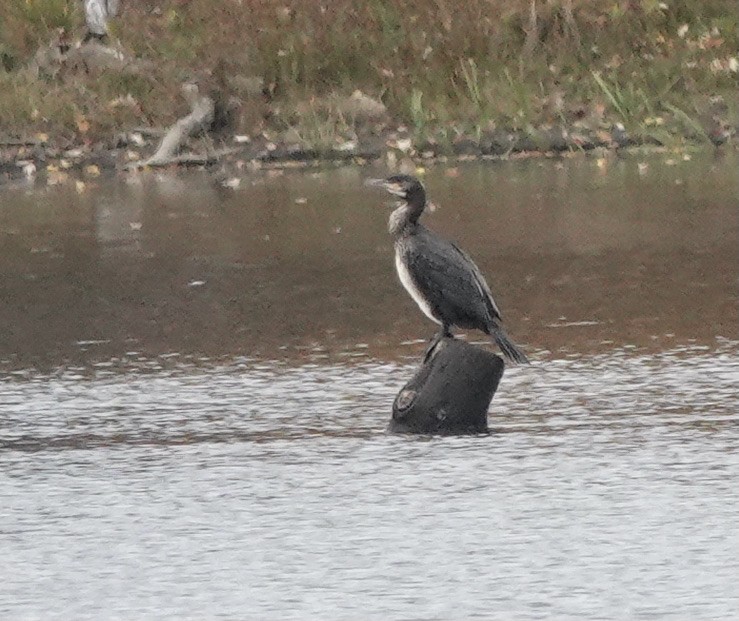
[76,115,90,134]
[221,177,241,189]
[75,180,86,193]
[85,164,100,177]
[47,170,68,186]
[595,130,612,143]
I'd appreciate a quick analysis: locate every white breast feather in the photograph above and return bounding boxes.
[395,251,441,325]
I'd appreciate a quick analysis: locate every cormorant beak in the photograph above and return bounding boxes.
[364,178,406,198]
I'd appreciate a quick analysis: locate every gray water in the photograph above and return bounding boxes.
[1,153,738,619]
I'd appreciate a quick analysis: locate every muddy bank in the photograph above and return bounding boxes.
[2,118,736,188]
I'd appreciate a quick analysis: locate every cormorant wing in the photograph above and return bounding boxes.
[403,228,502,327]
[449,241,502,321]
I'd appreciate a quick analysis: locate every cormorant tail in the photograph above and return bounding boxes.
[490,325,529,364]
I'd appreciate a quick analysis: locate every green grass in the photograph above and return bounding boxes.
[0,0,737,148]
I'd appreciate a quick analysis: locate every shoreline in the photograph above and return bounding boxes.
[2,122,735,188]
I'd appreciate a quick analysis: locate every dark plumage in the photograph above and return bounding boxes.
[366,174,529,364]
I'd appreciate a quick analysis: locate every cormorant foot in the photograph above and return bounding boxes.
[423,329,452,363]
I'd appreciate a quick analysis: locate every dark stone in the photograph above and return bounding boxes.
[451,138,482,157]
[480,129,515,156]
[567,131,597,151]
[708,126,732,147]
[389,337,504,435]
[327,144,383,161]
[260,145,319,162]
[415,141,440,157]
[611,123,631,148]
[511,132,539,153]
[538,126,569,152]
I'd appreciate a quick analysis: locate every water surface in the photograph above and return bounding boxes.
[1,153,738,619]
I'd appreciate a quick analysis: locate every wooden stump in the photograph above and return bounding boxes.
[389,337,504,435]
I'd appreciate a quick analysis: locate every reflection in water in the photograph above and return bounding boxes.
[1,153,738,619]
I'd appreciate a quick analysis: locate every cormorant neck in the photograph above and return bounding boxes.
[388,194,426,238]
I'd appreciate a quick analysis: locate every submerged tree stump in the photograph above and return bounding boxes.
[389,337,505,435]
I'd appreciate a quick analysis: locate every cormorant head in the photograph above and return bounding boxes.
[365,175,426,208]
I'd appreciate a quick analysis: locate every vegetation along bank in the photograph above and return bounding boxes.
[1,0,737,183]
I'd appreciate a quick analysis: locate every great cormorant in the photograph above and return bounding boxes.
[366,174,529,364]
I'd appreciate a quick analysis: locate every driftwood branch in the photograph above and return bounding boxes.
[128,83,216,169]
[27,35,153,79]
[66,41,152,74]
[131,127,167,138]
[389,337,505,435]
[135,148,240,168]
[84,0,120,40]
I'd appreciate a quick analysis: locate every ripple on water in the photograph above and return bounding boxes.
[1,345,738,620]
[0,341,737,449]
